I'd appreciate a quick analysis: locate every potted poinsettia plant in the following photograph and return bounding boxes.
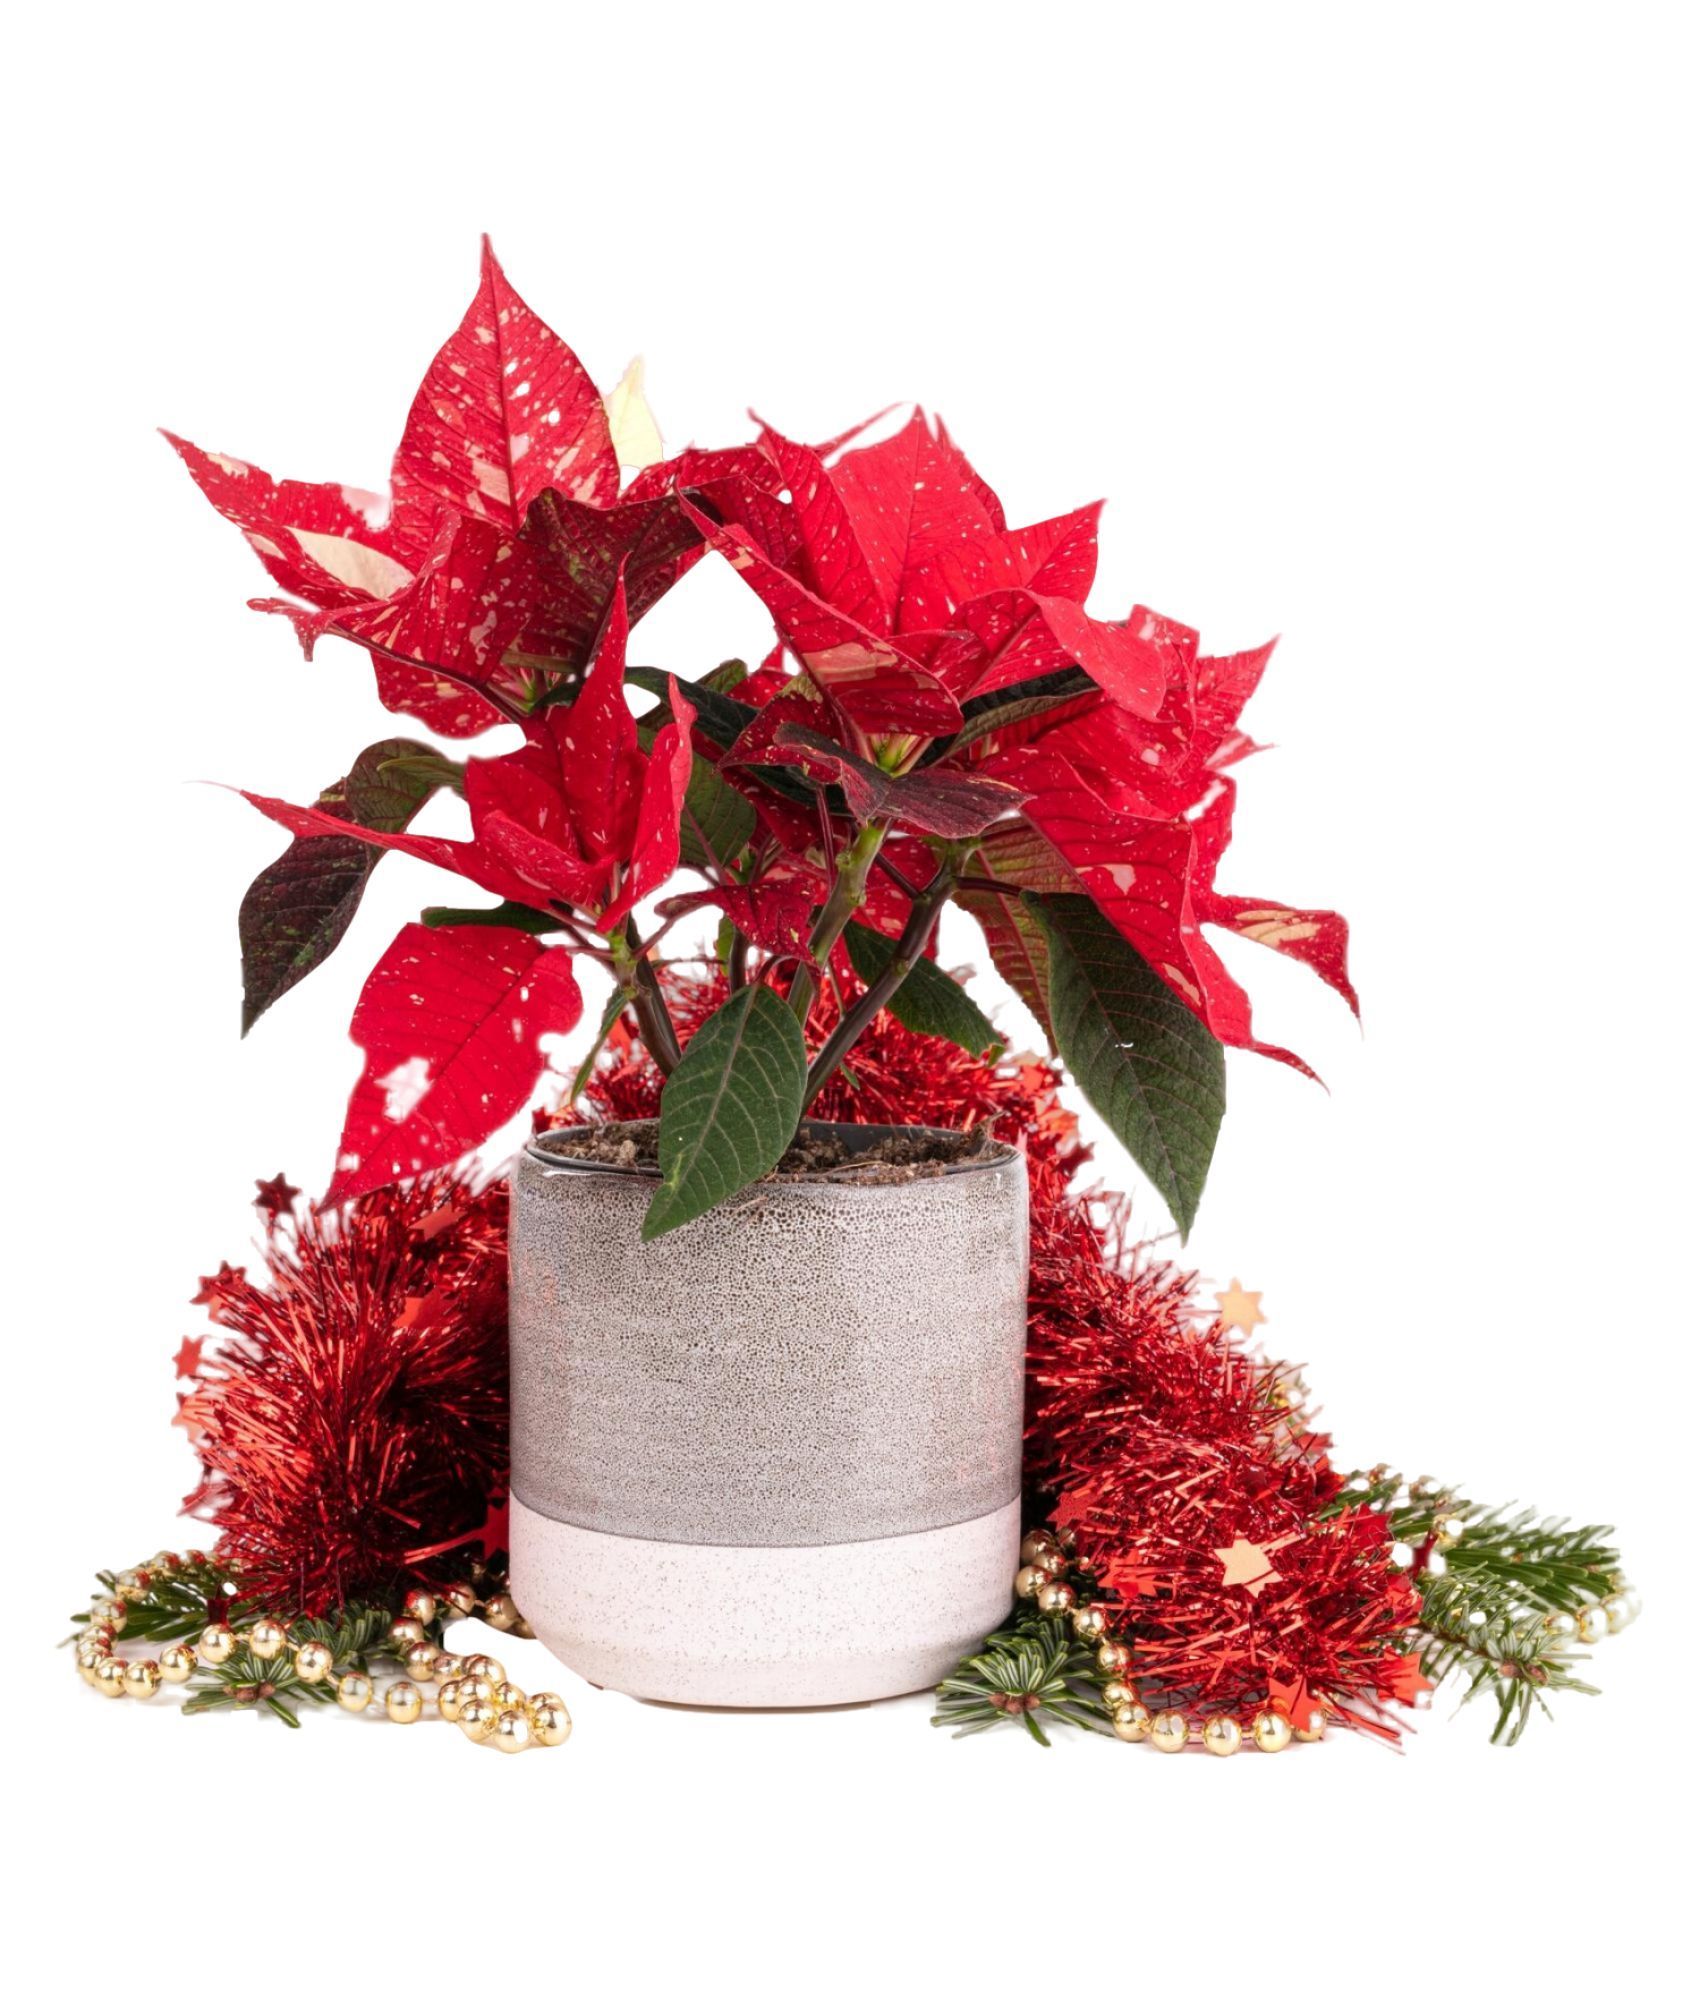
[173,242,1354,1705]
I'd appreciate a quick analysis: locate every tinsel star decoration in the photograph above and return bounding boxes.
[175,1170,509,1616]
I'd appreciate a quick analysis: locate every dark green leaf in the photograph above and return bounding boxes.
[843,922,1003,1056]
[627,664,760,750]
[935,668,1097,758]
[628,664,817,808]
[643,984,807,1239]
[678,756,756,872]
[1026,892,1225,1239]
[376,747,466,797]
[420,902,561,934]
[239,737,449,1035]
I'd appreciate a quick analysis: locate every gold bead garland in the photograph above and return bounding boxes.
[1010,1525,1642,1756]
[69,1552,569,1755]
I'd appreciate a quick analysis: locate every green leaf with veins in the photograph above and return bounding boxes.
[1026,892,1225,1239]
[643,984,807,1239]
[843,922,1003,1056]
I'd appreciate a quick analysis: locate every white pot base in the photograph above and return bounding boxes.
[511,1493,1021,1708]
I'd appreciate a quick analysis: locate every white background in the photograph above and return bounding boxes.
[9,3,1695,1987]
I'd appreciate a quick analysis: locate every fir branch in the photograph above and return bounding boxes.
[1334,1469,1630,1744]
[933,1599,1113,1745]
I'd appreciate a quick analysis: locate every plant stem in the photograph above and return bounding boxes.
[788,821,887,1024]
[615,919,682,1076]
[802,859,959,1104]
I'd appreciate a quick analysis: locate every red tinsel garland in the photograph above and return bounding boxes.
[176,1173,510,1616]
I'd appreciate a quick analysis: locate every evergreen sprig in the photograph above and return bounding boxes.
[67,1555,505,1727]
[1334,1470,1627,1745]
[932,1600,1113,1745]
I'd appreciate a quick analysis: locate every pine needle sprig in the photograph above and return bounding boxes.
[933,1608,1113,1745]
[1335,1469,1629,1744]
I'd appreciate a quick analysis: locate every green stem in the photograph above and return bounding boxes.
[789,822,888,1025]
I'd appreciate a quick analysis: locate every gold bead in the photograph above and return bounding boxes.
[385,1681,424,1724]
[527,1695,572,1747]
[84,1622,118,1651]
[433,1652,466,1684]
[388,1616,426,1650]
[247,1619,288,1661]
[440,1583,478,1617]
[483,1593,519,1633]
[1071,1605,1108,1645]
[1101,1679,1135,1712]
[1097,1640,1133,1676]
[1292,1705,1327,1742]
[1033,1549,1068,1579]
[199,1622,238,1665]
[512,1617,536,1641]
[1602,1592,1637,1634]
[1149,1712,1189,1753]
[491,1709,532,1753]
[91,1598,127,1633]
[461,1655,505,1686]
[1019,1530,1058,1566]
[1035,1580,1076,1616]
[1203,1716,1242,1757]
[460,1674,498,1706]
[458,1697,498,1742]
[336,1671,374,1713]
[293,1640,334,1684]
[94,1655,129,1699]
[1576,1604,1610,1644]
[76,1650,103,1684]
[437,1679,466,1723]
[494,1681,529,1712]
[1252,1709,1293,1753]
[404,1641,441,1683]
[115,1569,151,1602]
[1434,1516,1465,1546]
[159,1643,198,1684]
[123,1659,162,1701]
[402,1588,437,1625]
[1013,1564,1047,1599]
[1543,1610,1578,1646]
[1112,1703,1151,1742]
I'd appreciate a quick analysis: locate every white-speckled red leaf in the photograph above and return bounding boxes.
[390,238,619,546]
[326,921,583,1206]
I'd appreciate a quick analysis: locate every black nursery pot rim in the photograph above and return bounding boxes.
[523,1118,1019,1184]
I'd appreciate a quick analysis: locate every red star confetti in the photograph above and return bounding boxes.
[172,1335,205,1380]
[1383,1653,1437,1706]
[190,1263,246,1316]
[253,1172,300,1221]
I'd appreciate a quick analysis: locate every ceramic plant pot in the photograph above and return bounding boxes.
[508,1121,1028,1707]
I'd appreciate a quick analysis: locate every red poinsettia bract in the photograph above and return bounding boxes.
[179,245,1353,1231]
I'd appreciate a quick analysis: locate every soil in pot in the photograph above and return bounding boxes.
[539,1117,1002,1184]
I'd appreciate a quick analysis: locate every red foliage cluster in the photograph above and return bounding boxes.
[175,240,1353,1214]
[552,974,1421,1732]
[176,1174,510,1617]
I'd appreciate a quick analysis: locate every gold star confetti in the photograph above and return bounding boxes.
[1214,1279,1266,1333]
[1215,1537,1280,1596]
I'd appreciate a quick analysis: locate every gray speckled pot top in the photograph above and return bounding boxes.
[509,1125,1029,1549]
